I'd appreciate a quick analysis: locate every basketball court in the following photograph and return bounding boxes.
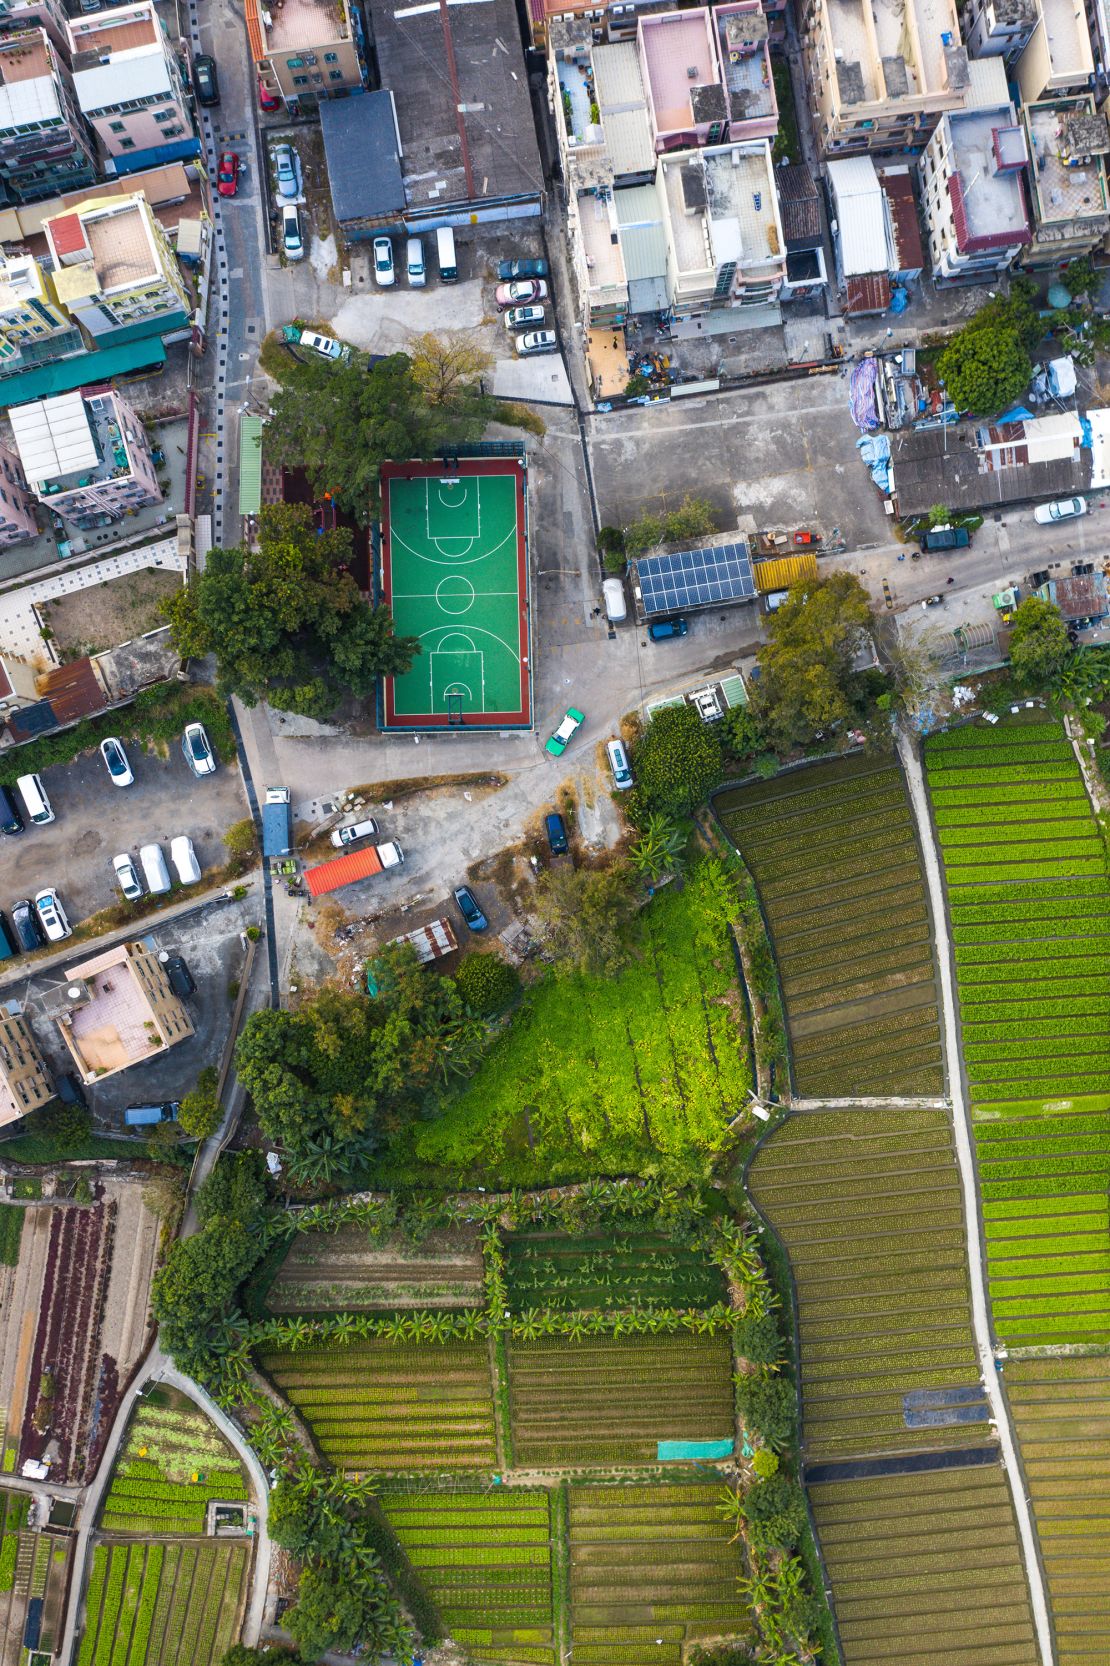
[378,457,532,730]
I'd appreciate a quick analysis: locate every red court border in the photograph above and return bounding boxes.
[379,458,531,729]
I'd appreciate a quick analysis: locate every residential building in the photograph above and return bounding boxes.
[529,0,786,53]
[0,1011,52,1128]
[0,29,97,203]
[714,2,778,142]
[0,650,39,713]
[919,58,1031,284]
[776,163,827,298]
[52,940,193,1085]
[961,0,1039,61]
[656,140,786,316]
[9,387,161,521]
[827,155,891,313]
[638,6,777,151]
[550,23,655,192]
[800,0,969,156]
[0,441,38,543]
[0,249,85,380]
[1016,0,1094,101]
[1022,97,1110,262]
[43,191,190,344]
[614,181,670,315]
[1034,567,1110,620]
[0,0,70,55]
[67,1,192,169]
[245,0,364,113]
[317,91,406,239]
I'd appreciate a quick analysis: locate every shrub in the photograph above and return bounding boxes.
[734,1372,796,1451]
[633,704,722,813]
[178,1065,221,1140]
[752,1447,779,1479]
[456,952,521,1015]
[741,1474,807,1551]
[224,818,258,867]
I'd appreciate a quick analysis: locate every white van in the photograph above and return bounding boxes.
[436,225,457,283]
[16,773,53,826]
[406,236,426,287]
[606,738,633,790]
[140,842,171,895]
[602,577,627,622]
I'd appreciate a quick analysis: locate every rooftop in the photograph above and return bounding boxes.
[1038,0,1093,79]
[9,389,140,490]
[776,163,822,245]
[639,9,719,131]
[823,0,966,106]
[319,92,405,223]
[828,155,889,273]
[55,941,184,1080]
[890,421,1088,515]
[0,32,59,129]
[660,142,782,274]
[263,0,349,52]
[943,101,1030,250]
[72,52,172,115]
[46,198,160,299]
[68,13,160,57]
[577,189,627,291]
[716,2,775,123]
[1025,98,1110,227]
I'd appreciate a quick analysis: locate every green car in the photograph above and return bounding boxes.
[545,707,585,757]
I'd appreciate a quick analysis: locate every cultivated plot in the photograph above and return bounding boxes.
[747,1106,983,1462]
[503,1228,726,1314]
[100,1388,247,1536]
[715,754,944,1097]
[77,1539,248,1666]
[267,1223,485,1314]
[809,1464,1038,1666]
[0,1488,71,1666]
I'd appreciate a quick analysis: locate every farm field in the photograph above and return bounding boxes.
[507,1334,734,1467]
[925,718,1110,1344]
[258,1338,497,1471]
[715,754,944,1097]
[1004,1355,1110,1665]
[747,1106,983,1461]
[503,1228,725,1313]
[568,1482,750,1664]
[0,1488,71,1666]
[381,1488,556,1666]
[100,1388,248,1536]
[76,1538,248,1666]
[267,1223,485,1314]
[809,1463,1038,1665]
[408,860,749,1181]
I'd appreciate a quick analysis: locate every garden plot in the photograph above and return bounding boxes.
[503,1227,725,1314]
[1005,1355,1110,1665]
[747,1106,983,1462]
[507,1334,733,1467]
[258,1338,497,1471]
[568,1482,751,1663]
[715,754,943,1097]
[267,1223,485,1313]
[76,1539,248,1666]
[100,1387,248,1535]
[925,717,1110,1344]
[381,1489,556,1666]
[809,1464,1038,1666]
[0,1488,72,1666]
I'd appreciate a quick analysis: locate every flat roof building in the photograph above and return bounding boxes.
[318,92,406,235]
[43,190,190,343]
[52,939,193,1084]
[0,1011,52,1127]
[0,29,97,202]
[638,7,777,150]
[9,386,161,521]
[919,58,1030,285]
[1022,97,1110,262]
[67,1,192,168]
[1016,0,1094,101]
[657,140,785,316]
[246,0,364,112]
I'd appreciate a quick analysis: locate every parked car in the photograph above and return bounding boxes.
[100,736,133,787]
[170,836,201,885]
[495,279,548,310]
[545,706,584,757]
[54,1073,87,1109]
[497,258,548,280]
[34,887,71,943]
[299,330,343,361]
[1034,497,1087,524]
[124,1102,180,1126]
[0,785,23,836]
[258,78,281,111]
[281,204,304,261]
[193,53,219,105]
[10,900,43,953]
[216,151,240,197]
[274,143,298,199]
[504,305,546,331]
[453,885,488,933]
[140,843,171,895]
[648,616,688,641]
[373,237,395,287]
[113,852,143,902]
[919,525,970,551]
[545,812,568,855]
[330,817,379,848]
[164,955,196,998]
[181,722,216,777]
[0,912,18,962]
[606,738,632,790]
[517,330,558,356]
[405,236,426,287]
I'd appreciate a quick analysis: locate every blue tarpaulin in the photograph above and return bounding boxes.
[657,1439,733,1461]
[856,433,891,493]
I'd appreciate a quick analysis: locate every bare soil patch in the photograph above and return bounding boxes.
[43,567,182,658]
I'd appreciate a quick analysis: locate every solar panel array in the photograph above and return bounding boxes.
[635,542,755,616]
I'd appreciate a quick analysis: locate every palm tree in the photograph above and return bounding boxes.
[629,812,687,881]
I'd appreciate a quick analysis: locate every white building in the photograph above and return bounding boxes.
[827,155,891,313]
[9,387,161,523]
[919,58,1031,284]
[656,141,786,318]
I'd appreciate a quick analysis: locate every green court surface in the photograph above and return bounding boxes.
[381,462,529,728]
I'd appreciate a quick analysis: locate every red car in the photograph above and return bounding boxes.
[258,79,281,111]
[216,151,240,197]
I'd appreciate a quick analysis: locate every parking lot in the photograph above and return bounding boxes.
[2,741,248,933]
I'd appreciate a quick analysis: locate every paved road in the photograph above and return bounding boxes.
[898,730,1054,1666]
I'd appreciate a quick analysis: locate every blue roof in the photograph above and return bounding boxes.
[320,92,406,225]
[0,337,166,410]
[635,541,755,616]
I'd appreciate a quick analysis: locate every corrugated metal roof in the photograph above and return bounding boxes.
[965,54,1009,109]
[619,222,668,282]
[0,336,165,409]
[827,155,888,275]
[238,413,262,519]
[319,92,406,224]
[38,657,106,723]
[305,845,387,898]
[9,391,96,482]
[0,74,61,130]
[48,212,87,256]
[72,51,170,113]
[754,552,818,592]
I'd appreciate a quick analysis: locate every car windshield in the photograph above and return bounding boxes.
[219,160,234,179]
[189,731,206,760]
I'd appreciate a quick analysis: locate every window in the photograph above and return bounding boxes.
[311,71,322,81]
[293,73,308,84]
[153,110,173,123]
[163,125,183,137]
[304,51,316,63]
[324,50,338,60]
[329,68,344,79]
[110,120,126,132]
[119,137,135,148]
[287,54,304,67]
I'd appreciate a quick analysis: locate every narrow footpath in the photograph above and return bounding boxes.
[897,729,1054,1666]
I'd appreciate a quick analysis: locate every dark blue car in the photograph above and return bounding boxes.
[453,885,488,933]
[545,813,568,855]
[497,258,548,281]
[648,616,688,641]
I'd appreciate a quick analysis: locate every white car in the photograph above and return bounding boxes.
[299,330,344,361]
[373,237,395,287]
[181,722,216,777]
[34,887,71,943]
[1034,496,1087,524]
[282,204,304,262]
[517,330,558,356]
[274,143,298,199]
[113,852,143,901]
[330,817,379,848]
[170,835,201,886]
[504,305,546,331]
[99,736,133,787]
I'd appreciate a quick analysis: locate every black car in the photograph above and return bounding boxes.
[545,813,568,855]
[164,955,196,998]
[193,53,219,105]
[0,911,18,962]
[10,899,44,953]
[453,885,488,933]
[0,785,23,836]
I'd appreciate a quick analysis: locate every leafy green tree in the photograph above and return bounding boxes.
[195,1151,267,1230]
[633,704,723,812]
[455,952,520,1015]
[178,1065,220,1140]
[534,864,638,979]
[733,1311,785,1368]
[937,292,1038,415]
[223,819,257,868]
[1008,594,1072,688]
[722,704,766,761]
[164,505,418,718]
[741,1474,807,1552]
[927,503,951,527]
[752,1447,780,1479]
[628,811,687,881]
[151,1222,260,1377]
[221,1648,303,1666]
[751,571,875,752]
[734,1373,796,1451]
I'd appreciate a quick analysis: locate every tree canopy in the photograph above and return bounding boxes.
[751,571,877,751]
[163,504,417,718]
[937,291,1039,415]
[534,865,639,980]
[1008,594,1072,687]
[632,704,723,812]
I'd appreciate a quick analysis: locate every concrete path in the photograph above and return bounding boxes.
[897,729,1054,1666]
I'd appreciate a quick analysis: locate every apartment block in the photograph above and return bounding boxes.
[0,1011,52,1128]
[961,0,1039,60]
[0,29,96,203]
[1022,97,1110,261]
[9,387,161,521]
[0,442,39,544]
[656,140,786,314]
[919,58,1030,283]
[1017,0,1094,101]
[638,6,777,150]
[246,0,363,112]
[43,191,190,343]
[800,0,969,156]
[0,0,71,54]
[0,249,84,379]
[67,1,192,165]
[52,940,193,1085]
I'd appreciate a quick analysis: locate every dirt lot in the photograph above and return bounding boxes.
[41,569,182,659]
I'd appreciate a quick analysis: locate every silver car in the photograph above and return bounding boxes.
[274,143,298,199]
[517,330,558,356]
[113,852,143,901]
